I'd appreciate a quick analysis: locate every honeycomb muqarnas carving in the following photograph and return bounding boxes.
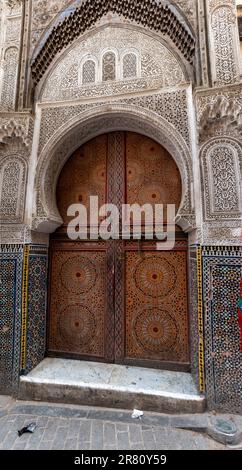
[31,0,195,85]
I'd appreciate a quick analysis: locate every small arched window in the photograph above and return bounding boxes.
[82,59,96,85]
[102,52,116,82]
[123,53,137,79]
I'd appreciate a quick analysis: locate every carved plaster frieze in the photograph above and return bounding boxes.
[209,1,240,85]
[31,0,195,85]
[198,95,242,143]
[0,114,33,148]
[31,0,197,55]
[175,0,197,30]
[196,87,242,142]
[0,137,29,224]
[33,102,195,234]
[202,221,242,246]
[209,0,236,13]
[39,25,187,104]
[196,86,242,120]
[38,88,191,155]
[200,137,242,222]
[0,223,49,245]
[7,0,22,9]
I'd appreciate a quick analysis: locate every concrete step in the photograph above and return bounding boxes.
[19,358,206,414]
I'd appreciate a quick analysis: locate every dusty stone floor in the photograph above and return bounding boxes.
[0,396,242,450]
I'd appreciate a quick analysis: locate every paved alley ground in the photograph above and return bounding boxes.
[0,396,241,451]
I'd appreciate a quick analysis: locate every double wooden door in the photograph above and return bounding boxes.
[48,132,190,370]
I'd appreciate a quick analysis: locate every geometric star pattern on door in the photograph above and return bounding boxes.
[48,132,189,370]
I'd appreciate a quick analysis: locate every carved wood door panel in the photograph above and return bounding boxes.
[122,242,189,369]
[48,132,189,370]
[48,241,115,362]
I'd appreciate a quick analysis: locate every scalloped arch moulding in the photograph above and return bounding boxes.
[33,103,195,234]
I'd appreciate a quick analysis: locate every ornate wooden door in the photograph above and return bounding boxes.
[48,241,115,362]
[48,135,115,362]
[48,132,190,370]
[122,242,189,369]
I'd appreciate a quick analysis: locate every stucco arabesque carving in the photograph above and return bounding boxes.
[200,137,242,224]
[0,114,33,238]
[31,0,197,53]
[209,1,240,86]
[196,88,242,241]
[175,0,197,30]
[196,86,242,142]
[0,115,32,148]
[209,0,236,13]
[31,0,195,86]
[38,24,188,104]
[33,101,195,234]
[198,96,242,143]
[0,223,50,245]
[38,88,191,154]
[6,0,22,10]
[202,222,242,246]
[0,0,23,112]
[0,136,28,229]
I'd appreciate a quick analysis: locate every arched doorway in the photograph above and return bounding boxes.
[47,132,189,371]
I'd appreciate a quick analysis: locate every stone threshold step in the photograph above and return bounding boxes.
[19,358,206,414]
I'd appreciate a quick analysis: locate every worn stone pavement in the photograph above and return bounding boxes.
[0,396,241,451]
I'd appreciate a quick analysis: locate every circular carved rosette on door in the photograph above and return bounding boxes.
[49,249,106,358]
[60,256,97,295]
[134,256,177,298]
[57,304,96,351]
[134,308,178,354]
[125,251,189,365]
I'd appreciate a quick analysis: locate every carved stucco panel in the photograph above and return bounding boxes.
[31,0,197,55]
[5,16,21,42]
[196,86,242,122]
[38,89,191,156]
[0,138,28,224]
[31,0,72,52]
[0,113,34,147]
[209,0,236,12]
[0,47,19,110]
[0,0,23,111]
[0,131,33,227]
[6,1,22,15]
[209,2,240,85]
[203,222,242,246]
[33,103,194,234]
[40,25,186,103]
[175,0,197,31]
[196,87,242,143]
[201,138,242,222]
